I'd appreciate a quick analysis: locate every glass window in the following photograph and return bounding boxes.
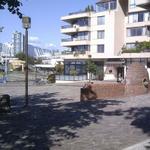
[97,2,109,12]
[97,30,105,39]
[76,18,90,26]
[128,12,150,23]
[129,0,136,8]
[73,32,90,41]
[147,62,150,68]
[146,26,150,37]
[128,13,138,23]
[97,45,104,53]
[127,27,146,36]
[110,0,117,10]
[144,12,150,21]
[138,12,144,22]
[73,45,90,53]
[96,0,116,12]
[97,16,105,25]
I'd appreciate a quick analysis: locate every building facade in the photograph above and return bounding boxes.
[0,42,13,57]
[61,0,150,81]
[12,31,23,55]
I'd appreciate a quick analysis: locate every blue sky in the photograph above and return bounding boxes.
[0,0,95,50]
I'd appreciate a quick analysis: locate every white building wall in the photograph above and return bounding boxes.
[114,0,126,55]
[61,0,150,59]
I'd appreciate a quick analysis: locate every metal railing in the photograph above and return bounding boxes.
[56,75,87,81]
[61,38,72,42]
[61,25,73,29]
[69,10,88,15]
[61,24,90,29]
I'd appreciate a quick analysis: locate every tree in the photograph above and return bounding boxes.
[34,58,42,64]
[15,52,35,65]
[86,59,97,82]
[70,68,77,81]
[85,5,94,12]
[55,62,64,75]
[15,52,26,60]
[0,0,22,18]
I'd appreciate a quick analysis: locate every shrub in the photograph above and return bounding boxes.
[47,74,55,83]
[122,41,150,53]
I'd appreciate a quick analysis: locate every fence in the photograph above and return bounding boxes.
[56,75,87,81]
[0,76,6,83]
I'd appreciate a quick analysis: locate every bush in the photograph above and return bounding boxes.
[47,74,55,83]
[122,41,150,53]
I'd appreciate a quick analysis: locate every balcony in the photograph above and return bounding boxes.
[61,38,90,47]
[61,11,92,22]
[61,25,73,29]
[136,0,150,9]
[61,24,90,34]
[62,50,90,59]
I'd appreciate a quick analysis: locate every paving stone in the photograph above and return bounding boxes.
[0,82,150,150]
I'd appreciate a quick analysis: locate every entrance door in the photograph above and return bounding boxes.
[117,67,124,82]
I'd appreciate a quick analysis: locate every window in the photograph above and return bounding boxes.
[97,30,105,39]
[110,0,117,10]
[138,12,144,22]
[76,18,90,26]
[147,62,150,68]
[96,0,117,12]
[128,12,149,23]
[97,16,105,25]
[127,27,146,36]
[146,26,150,37]
[97,2,109,12]
[72,32,90,41]
[73,45,90,53]
[97,45,104,53]
[129,0,136,8]
[128,13,138,23]
[144,12,150,21]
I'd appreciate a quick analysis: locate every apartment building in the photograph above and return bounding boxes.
[12,31,23,56]
[61,0,150,81]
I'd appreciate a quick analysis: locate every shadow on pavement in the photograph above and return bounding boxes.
[125,107,150,136]
[0,92,123,150]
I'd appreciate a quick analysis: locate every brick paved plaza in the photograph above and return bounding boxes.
[0,82,150,150]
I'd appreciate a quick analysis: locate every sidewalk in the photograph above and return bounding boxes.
[123,139,150,150]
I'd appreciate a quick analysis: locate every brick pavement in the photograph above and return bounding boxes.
[0,82,150,150]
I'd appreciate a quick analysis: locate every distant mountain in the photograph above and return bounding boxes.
[28,44,60,58]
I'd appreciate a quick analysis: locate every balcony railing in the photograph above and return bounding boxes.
[61,38,90,42]
[56,75,87,81]
[68,10,95,16]
[62,50,88,55]
[61,38,72,42]
[61,25,73,29]
[61,24,90,29]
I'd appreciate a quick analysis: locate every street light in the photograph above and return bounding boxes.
[22,16,31,106]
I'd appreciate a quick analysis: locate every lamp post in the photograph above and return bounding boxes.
[22,16,31,106]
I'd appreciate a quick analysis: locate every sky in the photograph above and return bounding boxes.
[0,0,95,50]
